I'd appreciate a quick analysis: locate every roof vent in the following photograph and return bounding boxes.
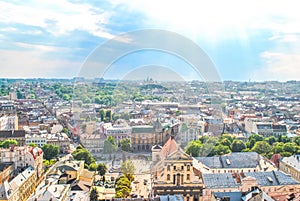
[267,176,273,183]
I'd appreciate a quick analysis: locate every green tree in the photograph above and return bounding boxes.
[103,136,117,155]
[120,138,131,152]
[219,134,235,143]
[212,144,231,156]
[219,138,232,147]
[0,140,18,148]
[115,175,131,198]
[29,143,37,147]
[278,135,290,143]
[231,140,246,152]
[72,148,95,165]
[99,109,106,121]
[90,187,99,201]
[41,144,59,160]
[283,142,297,153]
[249,134,264,142]
[105,110,112,121]
[97,163,107,176]
[293,136,300,146]
[184,140,202,157]
[251,141,272,155]
[264,136,277,145]
[272,142,284,153]
[121,160,135,181]
[89,162,98,171]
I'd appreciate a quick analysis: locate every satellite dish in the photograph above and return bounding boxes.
[51,124,63,133]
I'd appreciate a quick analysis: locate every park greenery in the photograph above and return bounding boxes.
[43,82,168,106]
[185,134,300,159]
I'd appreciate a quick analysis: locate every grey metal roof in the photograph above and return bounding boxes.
[202,173,239,189]
[244,171,300,186]
[213,192,242,201]
[196,152,259,169]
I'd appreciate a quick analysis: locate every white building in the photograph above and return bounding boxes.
[0,115,18,131]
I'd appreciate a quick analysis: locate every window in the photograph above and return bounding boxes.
[167,174,170,181]
[187,174,190,180]
[174,166,176,170]
[181,166,184,170]
[187,165,190,171]
[167,165,170,171]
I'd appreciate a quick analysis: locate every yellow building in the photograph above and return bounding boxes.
[279,154,300,182]
[0,166,36,201]
[152,137,203,201]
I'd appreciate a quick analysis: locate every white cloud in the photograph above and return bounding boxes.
[113,0,300,41]
[252,51,300,81]
[0,49,80,78]
[0,0,114,39]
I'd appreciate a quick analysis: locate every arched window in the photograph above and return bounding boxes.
[167,174,170,181]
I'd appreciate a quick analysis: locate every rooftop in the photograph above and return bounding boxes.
[281,154,300,172]
[202,173,239,189]
[196,152,260,169]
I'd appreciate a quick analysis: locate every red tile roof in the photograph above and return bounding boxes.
[160,137,178,159]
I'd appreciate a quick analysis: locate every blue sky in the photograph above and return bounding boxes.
[0,0,300,81]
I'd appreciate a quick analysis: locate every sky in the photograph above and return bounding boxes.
[1,0,300,81]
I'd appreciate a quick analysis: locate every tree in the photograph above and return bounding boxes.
[72,148,95,165]
[89,162,98,171]
[219,138,232,147]
[272,142,284,153]
[120,138,131,152]
[97,163,107,176]
[103,136,117,155]
[106,110,112,121]
[283,142,297,153]
[248,134,264,142]
[0,140,18,148]
[231,140,246,152]
[293,136,300,146]
[251,141,272,155]
[264,136,277,145]
[212,144,231,156]
[0,140,18,149]
[115,175,132,198]
[247,134,264,149]
[184,140,202,157]
[219,134,235,143]
[278,135,290,143]
[90,187,99,201]
[99,109,106,121]
[121,160,135,181]
[29,143,37,147]
[41,144,59,160]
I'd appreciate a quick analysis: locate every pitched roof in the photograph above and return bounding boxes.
[243,171,300,186]
[132,125,155,134]
[196,152,260,169]
[0,130,25,138]
[160,137,179,159]
[202,173,239,189]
